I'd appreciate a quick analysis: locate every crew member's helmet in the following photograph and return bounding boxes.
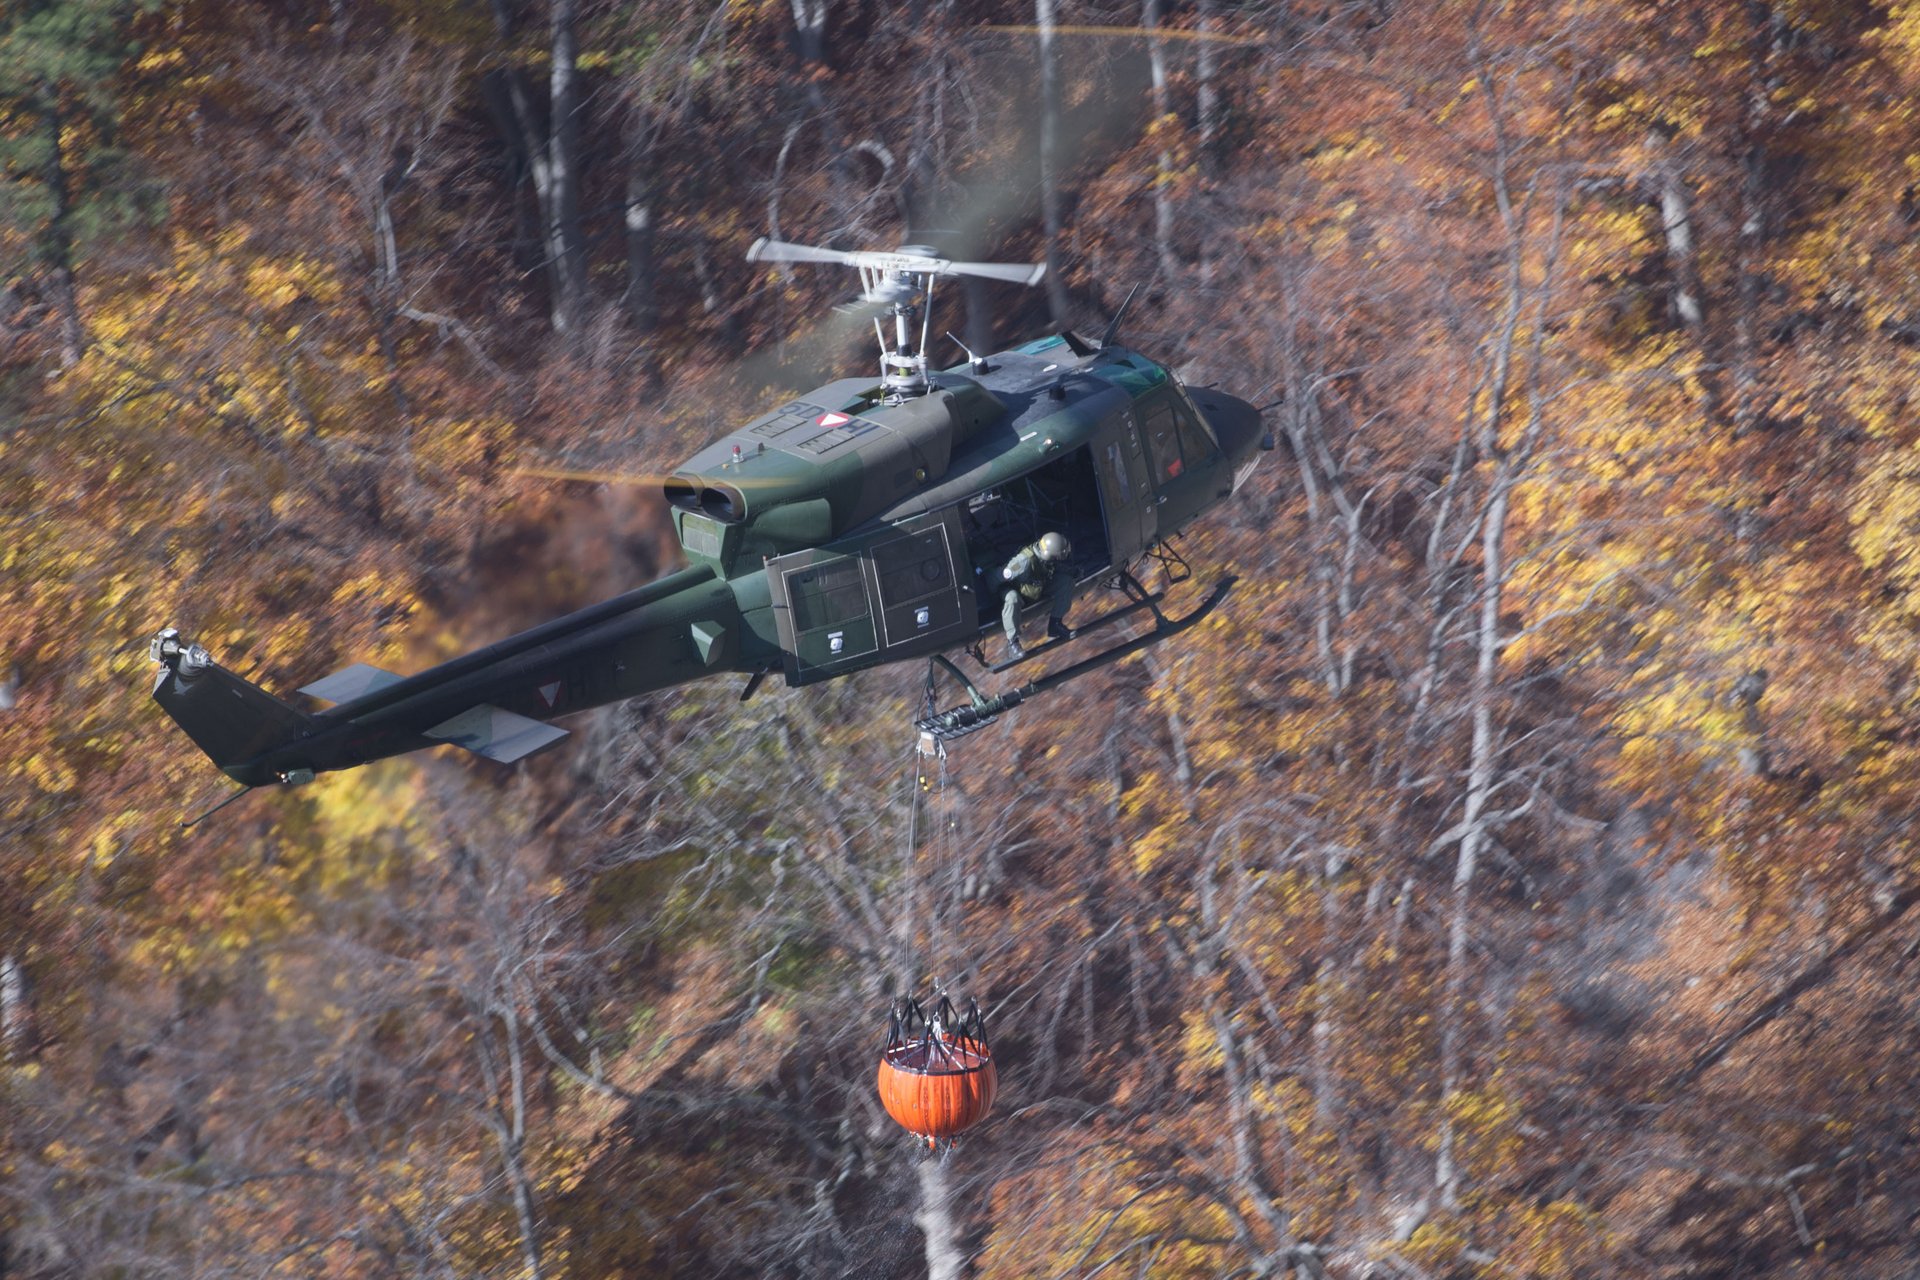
[1038,532,1071,561]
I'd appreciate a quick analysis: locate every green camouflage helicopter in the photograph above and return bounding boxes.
[149,239,1271,802]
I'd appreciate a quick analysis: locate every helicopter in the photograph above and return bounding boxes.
[148,237,1272,802]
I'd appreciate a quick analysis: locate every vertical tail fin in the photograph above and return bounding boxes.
[149,629,317,785]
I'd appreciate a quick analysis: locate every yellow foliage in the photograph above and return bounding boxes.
[24,751,78,795]
[1177,1007,1227,1080]
[1120,769,1180,874]
[1501,1199,1613,1279]
[303,763,438,892]
[1443,1081,1525,1179]
[1403,1215,1470,1273]
[88,811,142,870]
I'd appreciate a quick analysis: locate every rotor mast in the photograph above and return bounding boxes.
[747,238,1047,402]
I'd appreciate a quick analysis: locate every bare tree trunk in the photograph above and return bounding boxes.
[1731,3,1783,439]
[1309,859,1342,1127]
[1196,0,1222,175]
[622,131,659,339]
[1204,975,1327,1274]
[1286,386,1366,697]
[488,0,589,336]
[788,0,859,225]
[1648,131,1703,331]
[1037,0,1073,326]
[1431,79,1570,1210]
[1431,245,1524,1213]
[1142,652,1195,809]
[474,998,546,1280]
[546,0,588,335]
[38,89,84,368]
[962,275,994,356]
[790,0,828,66]
[1432,475,1510,1211]
[1143,0,1178,279]
[1,953,31,1058]
[691,236,742,353]
[900,41,951,236]
[915,1156,963,1280]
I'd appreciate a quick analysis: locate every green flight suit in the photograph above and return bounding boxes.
[1000,538,1076,648]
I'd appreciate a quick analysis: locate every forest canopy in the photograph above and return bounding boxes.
[7,1,1920,1276]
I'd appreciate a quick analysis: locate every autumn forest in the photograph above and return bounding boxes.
[8,0,1920,1276]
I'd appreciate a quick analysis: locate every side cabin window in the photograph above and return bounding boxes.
[1139,389,1219,484]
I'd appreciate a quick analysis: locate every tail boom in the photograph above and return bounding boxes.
[147,564,756,785]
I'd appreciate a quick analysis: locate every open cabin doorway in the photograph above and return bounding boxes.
[959,445,1109,630]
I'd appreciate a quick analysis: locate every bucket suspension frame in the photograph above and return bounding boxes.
[884,994,990,1069]
[879,995,996,1153]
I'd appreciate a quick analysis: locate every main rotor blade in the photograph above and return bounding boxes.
[511,465,786,488]
[731,51,1128,392]
[746,238,857,266]
[979,23,1265,46]
[754,238,1044,288]
[946,260,1047,286]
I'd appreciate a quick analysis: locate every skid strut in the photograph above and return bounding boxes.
[916,576,1237,742]
[985,569,1170,675]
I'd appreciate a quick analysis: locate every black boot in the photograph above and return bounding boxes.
[1047,618,1073,642]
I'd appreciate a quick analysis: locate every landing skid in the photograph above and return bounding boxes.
[916,575,1237,743]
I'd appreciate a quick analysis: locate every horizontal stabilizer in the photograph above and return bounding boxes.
[299,662,404,704]
[425,704,569,764]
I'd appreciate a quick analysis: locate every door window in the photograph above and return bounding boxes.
[790,557,871,633]
[1105,440,1133,504]
[1143,401,1184,481]
[869,527,963,646]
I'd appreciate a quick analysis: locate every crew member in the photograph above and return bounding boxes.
[1001,532,1076,659]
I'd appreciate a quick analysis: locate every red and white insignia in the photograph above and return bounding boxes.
[816,411,852,427]
[538,681,562,707]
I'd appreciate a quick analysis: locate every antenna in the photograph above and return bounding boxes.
[1099,283,1142,350]
[945,331,992,374]
[747,238,1046,401]
[179,783,255,831]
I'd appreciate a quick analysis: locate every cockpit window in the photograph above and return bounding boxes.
[1138,388,1220,483]
[1172,396,1219,466]
[1143,400,1184,481]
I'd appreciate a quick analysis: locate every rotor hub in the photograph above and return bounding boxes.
[743,236,1045,402]
[150,627,212,679]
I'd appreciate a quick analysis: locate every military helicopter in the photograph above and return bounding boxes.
[148,238,1271,802]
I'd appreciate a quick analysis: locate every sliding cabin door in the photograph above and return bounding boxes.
[1096,410,1157,564]
[768,507,974,685]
